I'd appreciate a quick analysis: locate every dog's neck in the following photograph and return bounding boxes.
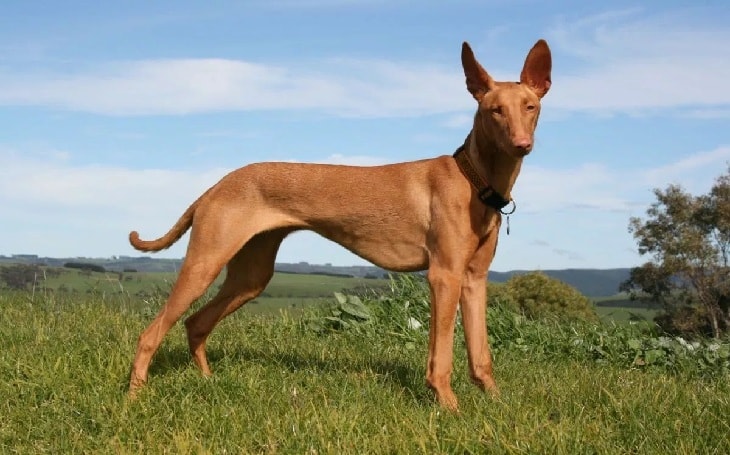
[467,119,524,202]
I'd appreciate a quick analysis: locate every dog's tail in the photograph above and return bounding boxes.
[128,200,198,252]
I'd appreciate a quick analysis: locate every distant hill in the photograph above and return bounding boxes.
[0,254,631,297]
[488,268,631,298]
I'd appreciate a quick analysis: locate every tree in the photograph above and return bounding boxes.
[622,166,730,338]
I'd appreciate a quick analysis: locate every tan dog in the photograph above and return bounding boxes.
[128,40,551,410]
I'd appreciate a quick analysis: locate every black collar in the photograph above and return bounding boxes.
[452,139,513,212]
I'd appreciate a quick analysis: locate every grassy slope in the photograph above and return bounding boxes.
[35,268,386,294]
[2,293,728,454]
[595,306,658,323]
[18,265,660,323]
[26,268,388,316]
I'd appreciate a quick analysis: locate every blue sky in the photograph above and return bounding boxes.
[1,1,728,271]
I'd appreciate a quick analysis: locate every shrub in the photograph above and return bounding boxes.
[491,272,597,322]
[304,273,730,377]
[307,273,429,341]
[0,264,41,290]
[654,305,714,338]
[64,262,106,273]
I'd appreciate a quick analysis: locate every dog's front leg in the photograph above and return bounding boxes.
[425,266,463,411]
[460,230,500,395]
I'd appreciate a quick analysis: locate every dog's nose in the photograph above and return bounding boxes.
[513,137,532,152]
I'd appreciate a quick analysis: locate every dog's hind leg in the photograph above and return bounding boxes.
[128,223,254,396]
[184,228,291,376]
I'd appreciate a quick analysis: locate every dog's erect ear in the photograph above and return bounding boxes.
[520,39,552,98]
[461,42,495,101]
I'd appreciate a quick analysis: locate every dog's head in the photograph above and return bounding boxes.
[461,40,552,159]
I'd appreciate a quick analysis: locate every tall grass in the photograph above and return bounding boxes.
[1,278,729,453]
[310,274,730,377]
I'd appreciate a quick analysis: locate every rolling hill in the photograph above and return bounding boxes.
[0,254,631,297]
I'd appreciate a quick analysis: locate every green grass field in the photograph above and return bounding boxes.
[22,265,661,323]
[593,295,660,324]
[21,267,388,316]
[595,305,659,323]
[2,285,729,454]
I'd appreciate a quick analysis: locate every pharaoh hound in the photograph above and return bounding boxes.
[128,40,551,410]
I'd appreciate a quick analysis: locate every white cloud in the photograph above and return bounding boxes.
[441,114,474,129]
[0,150,228,211]
[679,108,730,120]
[643,146,730,191]
[280,153,392,166]
[319,154,391,166]
[516,145,730,214]
[0,9,726,119]
[2,142,725,268]
[0,58,468,117]
[0,149,392,260]
[546,9,730,115]
[552,248,585,262]
[257,0,397,8]
[517,163,631,213]
[4,143,726,235]
[0,149,232,259]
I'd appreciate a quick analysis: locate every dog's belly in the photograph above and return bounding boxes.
[346,241,428,272]
[312,227,429,272]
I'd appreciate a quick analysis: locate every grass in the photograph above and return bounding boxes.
[19,266,387,316]
[595,305,658,323]
[2,289,729,454]
[592,294,660,324]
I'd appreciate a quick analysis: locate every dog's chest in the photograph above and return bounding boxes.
[477,210,501,239]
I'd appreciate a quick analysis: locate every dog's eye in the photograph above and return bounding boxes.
[491,106,503,115]
[526,104,536,111]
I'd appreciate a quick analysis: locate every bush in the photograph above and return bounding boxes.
[307,273,429,341]
[654,305,714,339]
[309,272,597,336]
[491,272,597,322]
[0,264,41,290]
[304,274,730,377]
[64,262,106,273]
